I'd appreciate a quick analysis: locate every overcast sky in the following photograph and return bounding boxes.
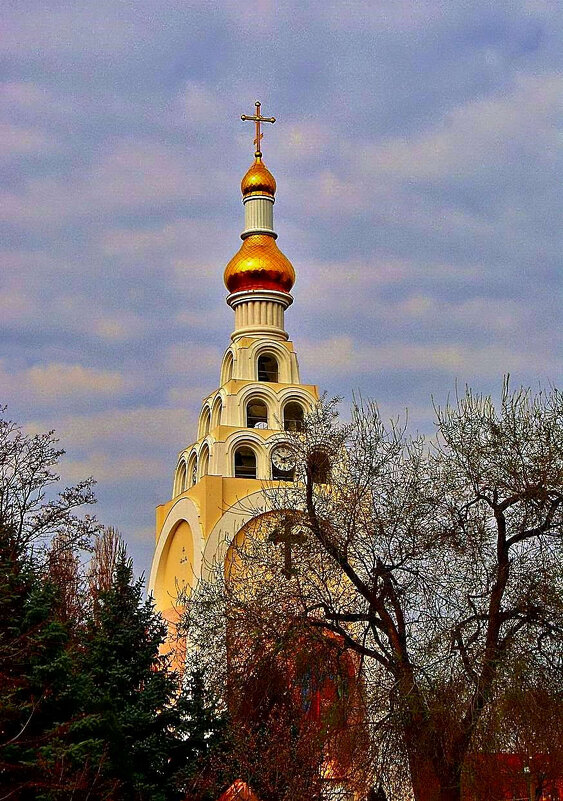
[1,0,561,579]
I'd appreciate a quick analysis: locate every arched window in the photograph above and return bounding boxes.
[246,398,268,428]
[308,448,330,484]
[176,461,187,496]
[211,397,223,429]
[199,445,209,478]
[258,354,278,382]
[234,446,257,479]
[284,401,304,432]
[187,453,198,487]
[200,406,211,438]
[223,351,234,384]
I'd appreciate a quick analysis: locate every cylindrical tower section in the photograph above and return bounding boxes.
[227,289,293,341]
[242,194,275,238]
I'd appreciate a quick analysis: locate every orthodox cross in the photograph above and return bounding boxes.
[241,100,276,158]
[269,517,306,578]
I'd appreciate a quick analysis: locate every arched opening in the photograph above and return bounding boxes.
[211,397,223,429]
[153,518,194,671]
[284,401,305,432]
[234,446,257,479]
[257,354,278,382]
[154,519,194,607]
[200,406,211,438]
[187,453,198,487]
[308,448,331,484]
[223,351,234,384]
[246,398,268,428]
[175,461,187,496]
[199,445,210,478]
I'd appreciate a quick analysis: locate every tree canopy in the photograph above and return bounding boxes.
[185,382,563,801]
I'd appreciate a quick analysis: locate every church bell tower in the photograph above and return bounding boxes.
[148,103,320,623]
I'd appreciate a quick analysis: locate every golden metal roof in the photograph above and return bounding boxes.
[224,234,295,294]
[241,157,276,197]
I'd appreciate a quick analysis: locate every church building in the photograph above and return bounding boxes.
[149,103,320,623]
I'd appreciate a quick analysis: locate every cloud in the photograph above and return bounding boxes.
[0,140,221,226]
[164,343,224,379]
[0,81,50,110]
[321,0,463,33]
[0,287,36,323]
[354,73,562,182]
[90,141,192,207]
[0,361,132,405]
[26,407,196,453]
[167,386,217,406]
[2,4,152,58]
[62,452,168,483]
[0,122,56,158]
[299,336,561,379]
[277,118,335,164]
[182,81,223,127]
[27,364,126,399]
[101,220,228,263]
[93,314,145,342]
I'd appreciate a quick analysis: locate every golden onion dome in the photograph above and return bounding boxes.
[241,157,276,197]
[224,234,295,294]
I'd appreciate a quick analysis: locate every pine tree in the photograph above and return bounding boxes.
[0,523,115,800]
[176,670,230,801]
[77,552,227,800]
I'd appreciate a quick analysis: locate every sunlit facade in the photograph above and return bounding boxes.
[148,111,319,631]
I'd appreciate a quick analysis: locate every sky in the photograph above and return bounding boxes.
[1,0,562,580]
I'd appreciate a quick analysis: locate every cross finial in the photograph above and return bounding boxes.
[241,100,276,159]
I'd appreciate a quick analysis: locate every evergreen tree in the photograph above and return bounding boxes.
[0,522,115,799]
[0,413,226,800]
[177,670,230,801]
[76,552,227,800]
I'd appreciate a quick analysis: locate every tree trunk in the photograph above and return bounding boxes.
[408,749,440,801]
[406,735,463,801]
[410,763,462,801]
[437,782,462,801]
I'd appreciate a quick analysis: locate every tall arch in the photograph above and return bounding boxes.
[174,460,187,496]
[224,510,286,584]
[308,448,331,484]
[187,451,198,488]
[249,340,297,384]
[221,351,234,384]
[199,406,211,438]
[211,395,223,429]
[237,384,280,428]
[152,518,195,620]
[199,443,210,478]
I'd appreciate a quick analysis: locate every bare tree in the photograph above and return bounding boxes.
[0,411,98,557]
[186,382,563,801]
[88,526,126,608]
[185,573,373,801]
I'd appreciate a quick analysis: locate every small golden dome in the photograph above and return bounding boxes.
[224,234,295,294]
[241,158,276,197]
